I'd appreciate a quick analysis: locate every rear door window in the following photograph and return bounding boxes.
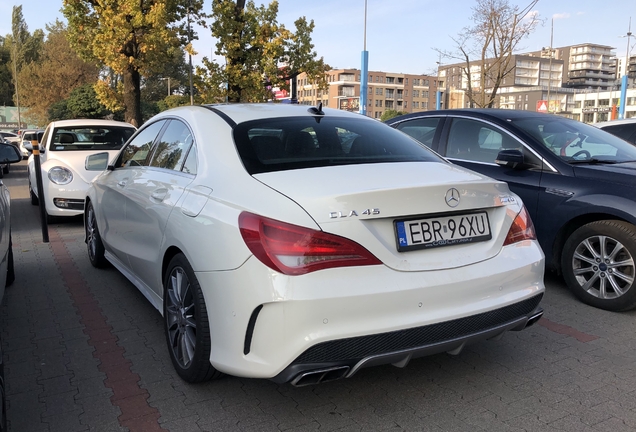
[119,121,166,167]
[394,117,441,148]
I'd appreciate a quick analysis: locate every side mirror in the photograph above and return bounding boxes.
[0,143,23,164]
[86,152,110,171]
[495,149,526,169]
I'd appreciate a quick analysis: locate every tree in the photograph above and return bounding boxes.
[17,21,99,125]
[197,0,328,103]
[63,0,206,126]
[437,0,541,108]
[380,110,408,122]
[0,39,13,106]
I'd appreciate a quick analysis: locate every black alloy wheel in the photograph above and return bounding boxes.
[163,253,221,383]
[85,202,108,268]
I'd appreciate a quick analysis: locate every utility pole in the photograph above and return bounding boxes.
[619,18,632,120]
[11,41,22,130]
[359,0,369,116]
[546,18,554,114]
[187,0,194,106]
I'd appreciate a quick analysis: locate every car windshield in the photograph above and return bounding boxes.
[511,116,636,164]
[233,116,444,174]
[51,126,135,151]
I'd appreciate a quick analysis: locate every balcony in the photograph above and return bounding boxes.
[338,86,356,97]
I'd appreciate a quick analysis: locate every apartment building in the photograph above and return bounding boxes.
[294,69,438,118]
[572,88,636,123]
[528,43,617,90]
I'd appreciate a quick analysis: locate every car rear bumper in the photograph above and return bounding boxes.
[195,239,545,381]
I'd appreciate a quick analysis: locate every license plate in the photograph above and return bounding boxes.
[395,211,491,252]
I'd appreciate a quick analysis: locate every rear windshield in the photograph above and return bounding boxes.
[234,116,443,174]
[51,126,135,151]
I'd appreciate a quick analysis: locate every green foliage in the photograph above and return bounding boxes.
[17,21,99,125]
[48,84,116,121]
[66,84,110,118]
[63,0,206,126]
[196,1,328,103]
[380,110,408,122]
[0,39,13,106]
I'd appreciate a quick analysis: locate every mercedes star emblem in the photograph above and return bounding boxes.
[445,188,460,207]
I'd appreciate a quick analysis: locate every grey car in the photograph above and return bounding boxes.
[0,142,24,431]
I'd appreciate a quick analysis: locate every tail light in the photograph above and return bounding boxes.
[239,212,381,275]
[503,206,536,246]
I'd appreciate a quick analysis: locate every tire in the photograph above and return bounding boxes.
[85,202,108,268]
[163,253,221,383]
[562,220,636,311]
[5,236,14,287]
[29,176,38,206]
[0,359,5,432]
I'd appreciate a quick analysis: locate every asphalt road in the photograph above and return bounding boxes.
[2,160,636,432]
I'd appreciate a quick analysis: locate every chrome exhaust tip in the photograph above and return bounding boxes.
[290,366,350,387]
[525,309,544,329]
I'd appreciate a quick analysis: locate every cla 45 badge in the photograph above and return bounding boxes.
[329,208,380,219]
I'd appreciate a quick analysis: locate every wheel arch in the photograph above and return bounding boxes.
[551,212,634,273]
[162,246,185,282]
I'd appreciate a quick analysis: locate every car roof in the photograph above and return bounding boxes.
[48,119,136,128]
[595,118,636,128]
[154,103,366,126]
[385,108,569,124]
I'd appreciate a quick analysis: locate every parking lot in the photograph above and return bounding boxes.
[2,160,636,432]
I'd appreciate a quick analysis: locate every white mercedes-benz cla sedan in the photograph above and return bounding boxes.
[84,104,545,386]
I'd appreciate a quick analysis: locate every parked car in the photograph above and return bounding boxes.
[386,109,636,311]
[84,104,545,385]
[0,142,26,432]
[28,120,135,221]
[20,130,45,156]
[0,131,26,176]
[595,118,636,145]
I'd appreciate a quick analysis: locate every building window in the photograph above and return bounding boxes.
[375,88,383,95]
[413,90,420,98]
[386,77,395,84]
[405,78,409,85]
[424,79,429,86]
[422,91,429,98]
[584,100,595,107]
[525,95,529,101]
[412,101,419,108]
[413,79,420,86]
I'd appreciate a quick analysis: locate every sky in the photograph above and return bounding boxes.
[2,0,635,77]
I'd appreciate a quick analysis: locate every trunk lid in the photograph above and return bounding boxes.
[254,161,521,272]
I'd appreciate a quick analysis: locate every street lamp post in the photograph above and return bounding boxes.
[359,0,368,116]
[187,0,194,105]
[11,41,22,130]
[619,18,632,120]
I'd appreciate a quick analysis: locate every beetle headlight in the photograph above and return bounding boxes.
[48,167,73,185]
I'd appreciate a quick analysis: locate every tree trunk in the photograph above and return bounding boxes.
[123,64,141,127]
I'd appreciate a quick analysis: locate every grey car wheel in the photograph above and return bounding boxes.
[562,220,636,311]
[164,254,221,383]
